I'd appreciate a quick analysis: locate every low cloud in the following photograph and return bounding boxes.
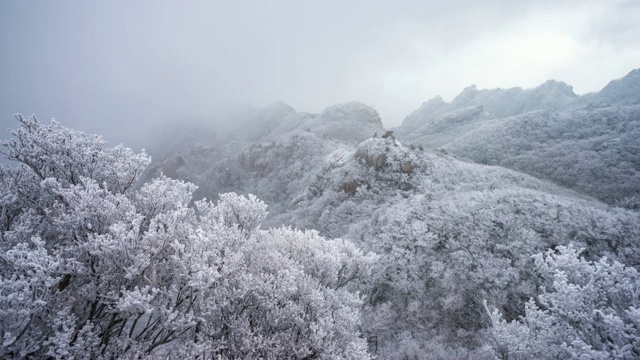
[0,0,637,144]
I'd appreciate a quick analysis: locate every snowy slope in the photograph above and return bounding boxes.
[395,68,640,207]
[154,102,640,355]
[147,69,640,357]
[154,102,384,210]
[266,134,640,352]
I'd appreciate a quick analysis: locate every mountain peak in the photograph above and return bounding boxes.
[624,68,640,78]
[423,95,445,107]
[535,80,577,98]
[598,68,640,102]
[397,96,448,133]
[320,102,383,126]
[261,101,296,113]
[417,95,447,114]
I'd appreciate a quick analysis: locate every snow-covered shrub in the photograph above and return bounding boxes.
[0,115,375,359]
[487,245,640,359]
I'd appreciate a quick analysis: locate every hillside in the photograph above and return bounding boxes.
[395,68,640,207]
[152,92,640,357]
[3,83,639,357]
[268,135,640,355]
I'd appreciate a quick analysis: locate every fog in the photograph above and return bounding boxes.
[1,0,638,150]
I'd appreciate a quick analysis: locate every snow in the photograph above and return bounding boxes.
[3,68,640,359]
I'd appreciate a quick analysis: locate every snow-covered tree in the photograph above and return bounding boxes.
[0,115,375,359]
[487,245,640,359]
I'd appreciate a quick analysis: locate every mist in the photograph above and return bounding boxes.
[3,2,640,358]
[1,0,639,150]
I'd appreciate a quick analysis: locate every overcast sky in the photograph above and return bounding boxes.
[1,0,638,148]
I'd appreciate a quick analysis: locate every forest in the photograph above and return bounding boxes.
[1,68,639,359]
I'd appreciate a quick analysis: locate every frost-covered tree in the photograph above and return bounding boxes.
[487,245,640,360]
[263,132,640,355]
[0,115,375,359]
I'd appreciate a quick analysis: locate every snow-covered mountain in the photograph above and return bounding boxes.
[5,69,636,358]
[397,79,578,137]
[150,102,384,210]
[596,68,640,104]
[151,77,640,356]
[395,68,640,207]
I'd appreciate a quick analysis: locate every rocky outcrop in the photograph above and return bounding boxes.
[355,138,388,170]
[341,179,360,196]
[400,161,413,174]
[354,137,415,176]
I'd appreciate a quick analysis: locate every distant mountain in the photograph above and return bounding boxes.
[150,86,640,356]
[597,68,640,103]
[268,101,384,144]
[268,134,640,355]
[395,68,640,207]
[148,102,383,207]
[5,65,639,358]
[397,79,578,137]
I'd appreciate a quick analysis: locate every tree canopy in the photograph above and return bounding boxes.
[0,115,375,359]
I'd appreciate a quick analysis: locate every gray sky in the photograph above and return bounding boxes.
[1,0,639,148]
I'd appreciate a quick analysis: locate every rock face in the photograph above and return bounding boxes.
[353,137,415,177]
[355,138,388,171]
[341,179,360,196]
[400,161,413,174]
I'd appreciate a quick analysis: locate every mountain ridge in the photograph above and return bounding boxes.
[143,68,640,357]
[395,67,640,207]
